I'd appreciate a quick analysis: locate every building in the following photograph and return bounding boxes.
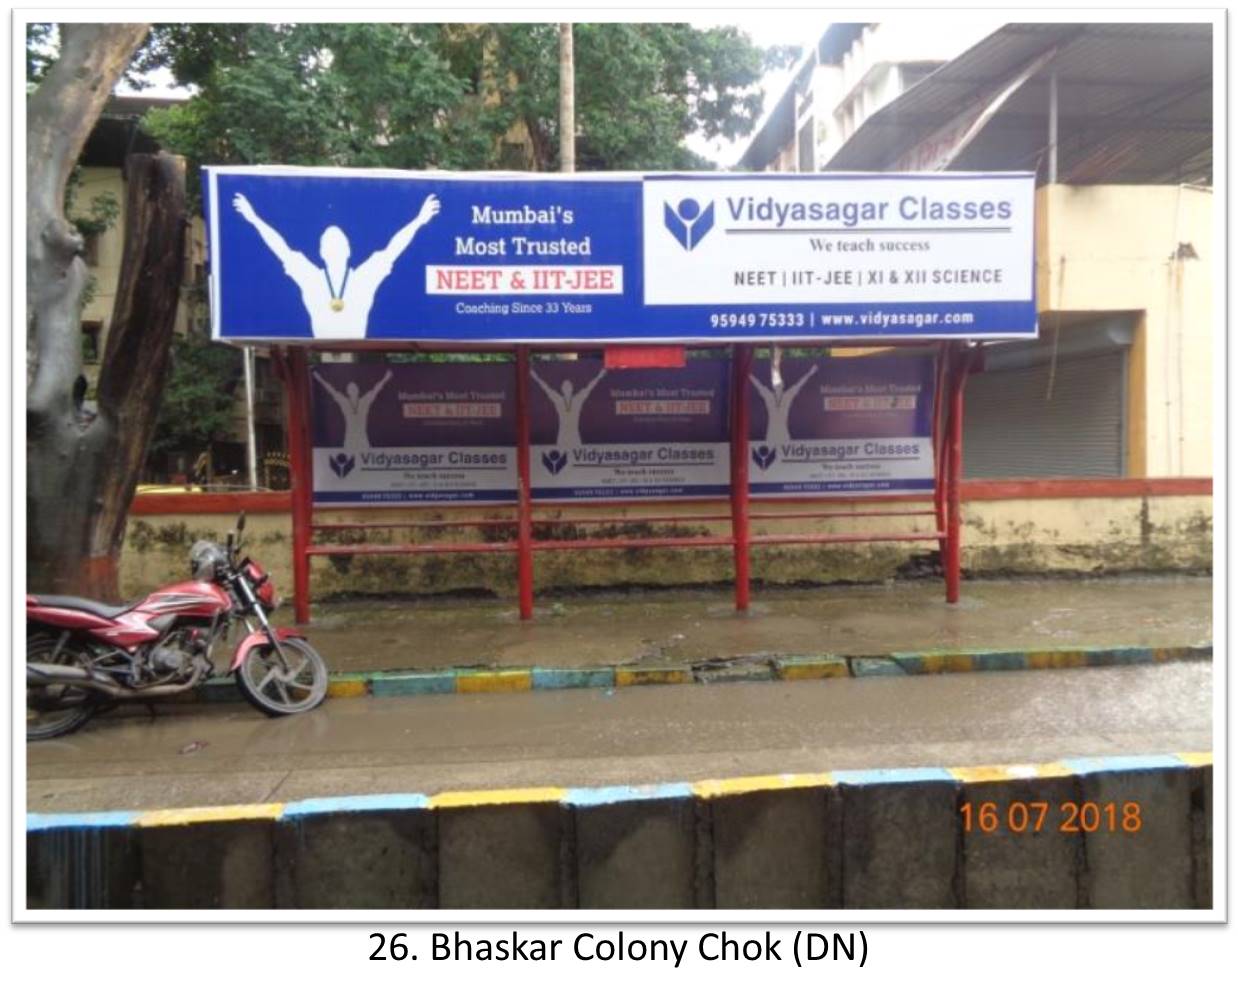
[737,21,1213,482]
[738,22,999,174]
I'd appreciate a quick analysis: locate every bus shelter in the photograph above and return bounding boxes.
[204,166,1036,624]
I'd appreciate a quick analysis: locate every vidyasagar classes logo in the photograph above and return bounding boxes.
[664,197,715,250]
[328,452,356,479]
[542,450,569,475]
[751,445,777,471]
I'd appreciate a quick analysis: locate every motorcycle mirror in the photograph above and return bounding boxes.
[226,531,234,556]
[237,510,247,535]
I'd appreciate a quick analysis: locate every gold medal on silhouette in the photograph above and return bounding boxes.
[325,269,349,313]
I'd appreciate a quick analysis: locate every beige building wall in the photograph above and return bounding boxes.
[1037,184,1213,478]
[71,166,127,336]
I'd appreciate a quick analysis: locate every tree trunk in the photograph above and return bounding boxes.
[28,152,186,599]
[89,154,189,592]
[26,23,164,598]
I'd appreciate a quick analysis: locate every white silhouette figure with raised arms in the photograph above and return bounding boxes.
[530,367,607,450]
[750,363,818,445]
[233,192,440,339]
[312,369,393,451]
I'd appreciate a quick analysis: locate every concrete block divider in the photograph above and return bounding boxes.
[179,642,1211,706]
[26,752,1212,911]
[951,762,1082,908]
[834,767,961,908]
[1062,755,1197,909]
[569,784,698,909]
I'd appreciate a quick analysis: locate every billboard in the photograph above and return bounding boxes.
[206,167,1036,345]
[528,358,730,500]
[309,354,935,505]
[746,354,936,496]
[310,362,517,504]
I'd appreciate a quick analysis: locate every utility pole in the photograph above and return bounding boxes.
[559,23,575,173]
[243,346,259,490]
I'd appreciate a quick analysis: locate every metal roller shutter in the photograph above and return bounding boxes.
[962,351,1126,478]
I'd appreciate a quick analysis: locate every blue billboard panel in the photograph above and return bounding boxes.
[206,166,1037,345]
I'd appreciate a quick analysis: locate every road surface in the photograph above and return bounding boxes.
[26,661,1211,813]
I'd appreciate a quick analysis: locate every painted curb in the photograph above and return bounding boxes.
[27,751,1213,833]
[187,642,1211,704]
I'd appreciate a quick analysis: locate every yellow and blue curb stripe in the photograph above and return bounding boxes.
[184,642,1211,704]
[27,751,1212,833]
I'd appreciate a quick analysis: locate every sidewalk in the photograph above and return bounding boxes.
[285,574,1212,674]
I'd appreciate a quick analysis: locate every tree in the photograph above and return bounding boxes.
[476,23,778,170]
[137,24,492,185]
[135,23,783,175]
[27,23,188,598]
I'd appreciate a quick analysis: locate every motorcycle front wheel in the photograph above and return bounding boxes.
[26,632,98,741]
[235,637,329,717]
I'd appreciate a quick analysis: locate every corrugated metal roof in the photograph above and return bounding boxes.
[824,22,1211,182]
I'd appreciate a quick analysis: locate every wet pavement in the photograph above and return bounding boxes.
[26,660,1211,813]
[284,575,1212,673]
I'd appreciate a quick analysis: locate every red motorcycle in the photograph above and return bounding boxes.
[26,512,328,740]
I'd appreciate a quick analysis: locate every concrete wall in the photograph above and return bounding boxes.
[26,755,1213,910]
[1038,184,1213,478]
[117,491,1212,601]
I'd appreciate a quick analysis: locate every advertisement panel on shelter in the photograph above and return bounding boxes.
[310,362,517,504]
[747,353,936,496]
[205,166,1037,345]
[528,358,730,501]
[310,355,935,505]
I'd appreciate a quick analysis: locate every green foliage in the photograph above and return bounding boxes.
[64,170,121,309]
[150,331,243,456]
[69,188,120,238]
[136,22,774,177]
[139,23,490,190]
[25,23,55,84]
[453,23,784,170]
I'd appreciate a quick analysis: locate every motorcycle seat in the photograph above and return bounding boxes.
[31,594,139,619]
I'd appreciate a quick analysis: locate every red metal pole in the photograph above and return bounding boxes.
[932,343,948,557]
[730,344,753,611]
[944,346,965,604]
[515,347,535,620]
[286,348,313,624]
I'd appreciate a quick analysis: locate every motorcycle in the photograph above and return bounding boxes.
[26,512,328,740]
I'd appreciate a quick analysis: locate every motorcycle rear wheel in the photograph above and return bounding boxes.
[235,637,329,717]
[27,633,98,741]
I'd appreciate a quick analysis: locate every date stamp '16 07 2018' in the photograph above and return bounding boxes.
[960,800,1143,835]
